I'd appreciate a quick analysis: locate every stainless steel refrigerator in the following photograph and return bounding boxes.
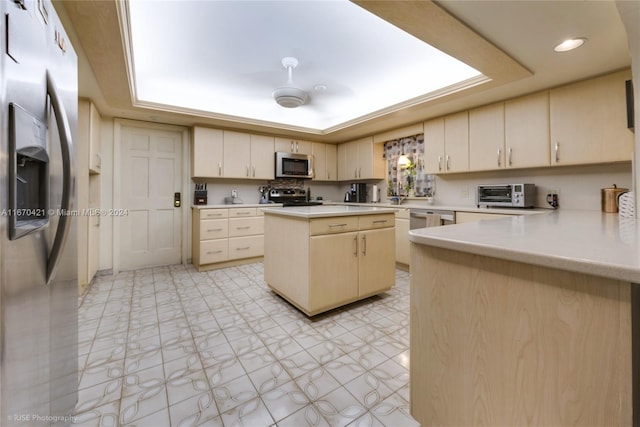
[0,0,78,425]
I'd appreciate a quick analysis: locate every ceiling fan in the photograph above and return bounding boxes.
[272,57,309,108]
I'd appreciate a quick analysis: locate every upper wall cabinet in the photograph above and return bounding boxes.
[550,69,634,166]
[192,127,275,179]
[275,137,312,154]
[469,102,505,171]
[192,127,224,178]
[504,91,550,169]
[424,111,469,174]
[312,142,338,181]
[337,136,385,181]
[80,100,102,174]
[468,95,550,171]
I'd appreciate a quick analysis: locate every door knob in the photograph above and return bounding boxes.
[174,192,181,208]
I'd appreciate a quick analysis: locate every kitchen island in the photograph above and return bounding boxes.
[408,210,636,426]
[262,205,397,316]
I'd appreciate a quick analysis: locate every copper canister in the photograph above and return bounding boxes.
[601,184,628,213]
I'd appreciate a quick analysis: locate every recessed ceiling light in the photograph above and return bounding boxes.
[554,37,587,52]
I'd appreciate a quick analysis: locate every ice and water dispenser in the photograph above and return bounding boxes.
[9,103,49,240]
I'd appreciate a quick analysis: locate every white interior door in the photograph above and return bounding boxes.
[119,124,183,270]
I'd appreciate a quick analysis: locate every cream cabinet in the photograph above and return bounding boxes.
[312,142,338,181]
[264,212,395,316]
[395,208,410,267]
[275,137,312,154]
[223,131,275,179]
[504,91,550,168]
[469,98,549,171]
[192,207,265,271]
[337,136,385,181]
[424,111,469,174]
[77,99,102,294]
[192,127,274,179]
[192,127,224,178]
[84,101,102,174]
[469,103,505,171]
[222,131,251,178]
[550,69,634,166]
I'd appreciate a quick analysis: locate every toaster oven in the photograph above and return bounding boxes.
[476,184,535,208]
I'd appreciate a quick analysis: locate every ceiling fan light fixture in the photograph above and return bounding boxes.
[273,86,309,108]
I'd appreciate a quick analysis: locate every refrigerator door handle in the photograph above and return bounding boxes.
[46,71,74,285]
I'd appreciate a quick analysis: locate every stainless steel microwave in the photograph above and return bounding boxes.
[477,184,535,208]
[275,151,314,179]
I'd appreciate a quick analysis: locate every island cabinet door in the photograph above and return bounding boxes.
[309,232,359,313]
[358,228,396,297]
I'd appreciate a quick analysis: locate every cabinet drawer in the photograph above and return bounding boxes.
[229,207,257,218]
[310,216,359,236]
[229,217,264,237]
[359,214,395,230]
[200,239,228,264]
[200,209,229,220]
[228,235,264,260]
[200,219,228,240]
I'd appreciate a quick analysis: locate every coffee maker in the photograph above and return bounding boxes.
[349,183,367,203]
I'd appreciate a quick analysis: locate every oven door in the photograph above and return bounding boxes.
[275,152,314,179]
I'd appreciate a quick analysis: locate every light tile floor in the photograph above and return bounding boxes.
[73,262,418,427]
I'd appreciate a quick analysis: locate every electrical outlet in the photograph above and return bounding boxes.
[461,188,470,199]
[231,190,238,198]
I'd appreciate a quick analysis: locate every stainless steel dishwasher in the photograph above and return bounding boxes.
[409,209,455,229]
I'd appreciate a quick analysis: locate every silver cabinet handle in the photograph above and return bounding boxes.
[373,220,387,224]
[207,250,223,255]
[497,148,501,167]
[362,235,367,255]
[218,162,222,176]
[508,147,512,166]
[252,165,256,177]
[291,141,294,152]
[354,168,358,178]
[207,228,223,232]
[296,141,299,152]
[554,141,559,163]
[358,167,362,178]
[246,165,249,177]
[353,236,358,256]
[236,212,251,215]
[46,71,74,286]
[236,226,251,230]
[328,223,347,228]
[236,246,250,251]
[446,155,450,171]
[438,156,442,172]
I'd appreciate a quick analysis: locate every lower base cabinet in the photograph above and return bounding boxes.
[395,209,410,267]
[193,207,264,271]
[265,212,396,316]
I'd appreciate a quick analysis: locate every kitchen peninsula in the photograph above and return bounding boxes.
[262,205,396,316]
[408,210,636,426]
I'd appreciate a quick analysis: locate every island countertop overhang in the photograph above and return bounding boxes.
[409,210,640,283]
[261,205,397,218]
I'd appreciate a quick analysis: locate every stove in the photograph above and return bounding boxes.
[267,188,323,207]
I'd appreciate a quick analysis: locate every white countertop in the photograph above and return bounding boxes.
[261,205,397,218]
[192,203,282,209]
[331,201,548,215]
[409,210,640,282]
